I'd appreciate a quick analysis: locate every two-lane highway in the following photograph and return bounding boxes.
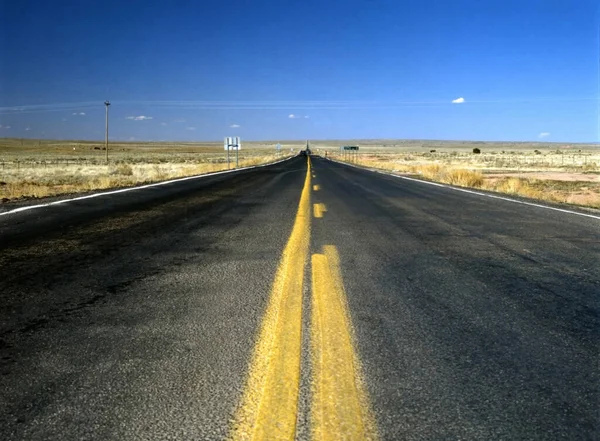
[1,155,598,440]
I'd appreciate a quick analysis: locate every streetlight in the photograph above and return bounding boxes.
[104,100,111,162]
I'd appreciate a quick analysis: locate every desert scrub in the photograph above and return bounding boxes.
[340,155,599,209]
[0,154,288,201]
[412,164,484,187]
[111,164,134,176]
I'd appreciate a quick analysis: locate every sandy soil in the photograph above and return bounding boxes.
[486,171,600,182]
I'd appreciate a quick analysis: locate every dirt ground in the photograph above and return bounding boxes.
[486,171,600,182]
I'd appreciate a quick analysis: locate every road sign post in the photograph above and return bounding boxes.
[341,145,359,162]
[224,137,241,168]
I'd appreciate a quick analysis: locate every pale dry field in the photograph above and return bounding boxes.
[0,139,298,201]
[316,140,600,209]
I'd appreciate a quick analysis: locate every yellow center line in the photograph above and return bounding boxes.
[313,184,320,191]
[229,157,312,441]
[313,203,327,218]
[311,245,379,441]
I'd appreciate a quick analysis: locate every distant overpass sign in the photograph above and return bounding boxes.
[342,146,359,151]
[276,143,281,151]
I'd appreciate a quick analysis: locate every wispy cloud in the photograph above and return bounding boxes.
[230,124,240,128]
[451,97,465,104]
[186,127,196,131]
[126,115,153,121]
[72,112,86,115]
[289,114,309,119]
[160,122,167,126]
[0,125,10,129]
[25,127,31,131]
[173,118,186,123]
[538,132,550,138]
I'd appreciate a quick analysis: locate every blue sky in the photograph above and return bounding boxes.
[0,0,599,142]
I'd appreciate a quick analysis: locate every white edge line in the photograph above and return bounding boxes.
[0,156,295,217]
[329,158,600,221]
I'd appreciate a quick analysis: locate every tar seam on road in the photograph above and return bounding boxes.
[311,245,379,441]
[0,156,296,218]
[229,157,312,440]
[330,158,600,221]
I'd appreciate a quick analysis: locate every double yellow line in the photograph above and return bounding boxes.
[229,158,377,441]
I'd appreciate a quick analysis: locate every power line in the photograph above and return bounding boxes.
[2,97,599,114]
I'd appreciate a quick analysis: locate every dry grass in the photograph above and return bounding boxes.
[413,164,484,187]
[0,154,288,201]
[337,154,600,209]
[339,157,485,187]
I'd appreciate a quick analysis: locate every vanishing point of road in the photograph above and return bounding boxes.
[1,155,598,440]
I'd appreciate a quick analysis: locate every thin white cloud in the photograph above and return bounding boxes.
[452,97,465,104]
[173,118,186,123]
[72,112,86,115]
[61,118,67,121]
[160,122,167,126]
[230,124,241,128]
[538,132,550,138]
[289,114,309,119]
[0,125,10,129]
[25,127,31,131]
[186,127,196,131]
[126,115,153,121]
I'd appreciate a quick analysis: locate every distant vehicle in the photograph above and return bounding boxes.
[299,148,311,156]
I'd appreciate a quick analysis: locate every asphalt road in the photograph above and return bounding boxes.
[1,155,598,440]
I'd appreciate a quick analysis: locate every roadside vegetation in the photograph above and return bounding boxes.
[0,139,293,201]
[333,148,600,209]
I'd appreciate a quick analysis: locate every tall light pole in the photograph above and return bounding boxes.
[104,100,111,162]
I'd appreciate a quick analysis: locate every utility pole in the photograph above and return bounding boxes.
[104,100,111,162]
